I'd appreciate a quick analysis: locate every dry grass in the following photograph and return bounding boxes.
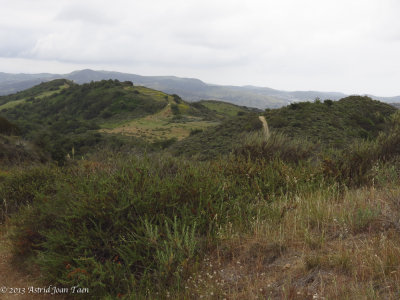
[100,103,218,142]
[176,185,400,299]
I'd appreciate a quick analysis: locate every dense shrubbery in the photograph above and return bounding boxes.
[234,131,317,163]
[0,165,59,222]
[2,86,400,298]
[322,112,400,185]
[0,79,71,106]
[265,96,396,147]
[2,117,400,297]
[171,113,263,159]
[1,80,174,163]
[0,116,19,135]
[0,117,48,165]
[1,80,236,164]
[0,136,48,165]
[2,146,329,298]
[4,80,167,125]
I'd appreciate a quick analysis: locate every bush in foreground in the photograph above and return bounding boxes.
[9,151,325,298]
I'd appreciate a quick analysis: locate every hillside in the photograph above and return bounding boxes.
[2,110,400,298]
[3,81,400,298]
[2,81,397,163]
[0,70,287,108]
[0,79,71,108]
[0,116,47,165]
[170,113,263,160]
[4,69,400,109]
[170,96,397,160]
[2,82,397,163]
[0,116,19,135]
[1,79,256,163]
[264,96,397,147]
[198,100,261,117]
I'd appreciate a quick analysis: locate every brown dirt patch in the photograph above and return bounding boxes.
[0,226,66,299]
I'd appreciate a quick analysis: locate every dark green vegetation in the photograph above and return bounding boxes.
[3,115,400,298]
[0,79,167,128]
[265,96,396,147]
[18,69,400,108]
[0,79,70,106]
[0,115,19,135]
[3,81,400,298]
[0,135,48,165]
[1,80,149,163]
[171,95,397,160]
[0,80,240,164]
[0,150,321,298]
[0,116,47,165]
[171,113,263,160]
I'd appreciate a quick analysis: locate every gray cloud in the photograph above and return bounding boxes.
[56,3,116,25]
[0,27,37,57]
[1,0,400,96]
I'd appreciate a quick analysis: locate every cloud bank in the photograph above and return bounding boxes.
[1,0,400,95]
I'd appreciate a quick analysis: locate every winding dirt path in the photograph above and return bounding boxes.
[258,116,270,137]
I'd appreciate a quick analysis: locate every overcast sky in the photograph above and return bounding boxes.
[1,0,400,96]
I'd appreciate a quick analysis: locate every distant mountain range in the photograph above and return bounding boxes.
[1,69,400,108]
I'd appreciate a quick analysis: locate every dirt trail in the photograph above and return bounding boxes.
[258,116,270,137]
[0,227,65,299]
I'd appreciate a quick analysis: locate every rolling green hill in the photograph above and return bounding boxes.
[0,79,71,108]
[170,96,398,160]
[1,79,251,163]
[264,96,396,147]
[1,80,398,165]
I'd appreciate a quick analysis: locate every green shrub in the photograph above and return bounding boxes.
[171,113,263,160]
[172,94,182,104]
[171,104,180,115]
[11,155,225,297]
[189,128,203,136]
[265,96,396,147]
[152,137,177,149]
[0,116,20,135]
[9,151,327,298]
[0,165,59,222]
[322,112,400,185]
[234,131,316,163]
